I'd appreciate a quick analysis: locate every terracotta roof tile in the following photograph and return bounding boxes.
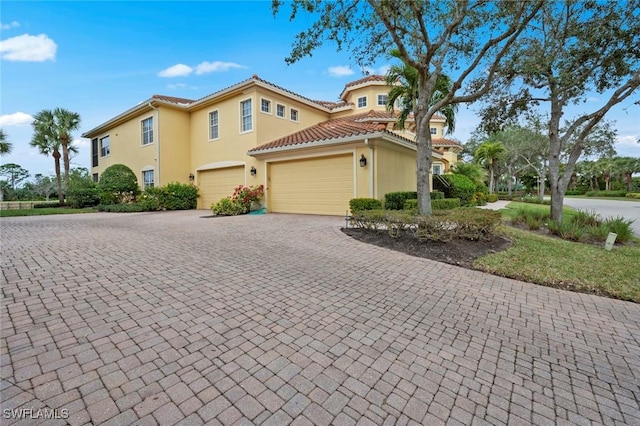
[344,75,387,88]
[249,111,415,153]
[151,94,194,104]
[432,138,463,148]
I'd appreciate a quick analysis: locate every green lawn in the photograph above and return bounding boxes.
[0,208,97,217]
[500,201,576,221]
[475,217,640,302]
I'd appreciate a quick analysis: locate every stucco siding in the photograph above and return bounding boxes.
[159,107,191,185]
[374,144,417,199]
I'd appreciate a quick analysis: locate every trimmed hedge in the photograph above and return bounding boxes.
[585,190,628,197]
[349,198,383,212]
[139,182,199,211]
[97,203,145,213]
[67,187,100,208]
[625,192,640,199]
[384,191,417,210]
[433,174,476,206]
[99,164,140,204]
[350,208,501,241]
[486,193,498,203]
[404,198,461,210]
[33,201,61,208]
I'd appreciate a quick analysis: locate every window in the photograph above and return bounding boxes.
[276,104,285,118]
[209,110,219,140]
[91,138,99,167]
[430,127,437,135]
[241,99,252,132]
[290,108,299,122]
[433,165,442,175]
[357,96,367,108]
[142,170,154,189]
[142,117,153,145]
[92,173,99,182]
[261,99,271,114]
[100,136,110,157]
[377,94,388,106]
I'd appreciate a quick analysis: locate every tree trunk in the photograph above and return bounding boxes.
[62,138,70,193]
[548,95,564,222]
[415,75,433,216]
[488,168,494,194]
[53,150,64,204]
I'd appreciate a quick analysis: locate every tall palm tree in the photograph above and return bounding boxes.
[614,156,640,192]
[474,141,506,194]
[53,108,81,189]
[0,129,12,155]
[385,49,457,133]
[31,110,64,203]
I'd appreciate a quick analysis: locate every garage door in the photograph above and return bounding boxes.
[198,167,245,209]
[269,154,354,215]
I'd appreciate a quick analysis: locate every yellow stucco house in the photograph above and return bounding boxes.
[82,75,462,215]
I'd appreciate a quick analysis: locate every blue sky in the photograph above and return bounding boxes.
[1,1,638,178]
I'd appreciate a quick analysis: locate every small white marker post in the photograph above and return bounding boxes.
[604,233,617,251]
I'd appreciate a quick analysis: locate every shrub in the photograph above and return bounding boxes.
[586,224,611,241]
[431,191,444,200]
[350,198,383,212]
[565,190,586,195]
[512,207,550,230]
[67,186,100,208]
[138,187,164,211]
[144,182,199,210]
[33,201,61,208]
[548,220,585,241]
[625,192,640,199]
[232,185,264,211]
[585,190,627,197]
[486,194,498,203]
[434,174,476,206]
[384,191,417,210]
[211,197,248,216]
[98,164,140,204]
[351,208,501,241]
[570,209,601,228]
[603,216,635,244]
[403,198,460,211]
[97,203,145,213]
[475,192,487,206]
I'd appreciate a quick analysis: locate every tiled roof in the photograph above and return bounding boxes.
[151,95,194,105]
[432,138,463,148]
[249,110,414,153]
[313,100,352,110]
[344,75,387,88]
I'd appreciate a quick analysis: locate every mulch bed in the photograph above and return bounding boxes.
[342,228,512,269]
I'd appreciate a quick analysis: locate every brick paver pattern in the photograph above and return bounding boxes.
[1,211,639,425]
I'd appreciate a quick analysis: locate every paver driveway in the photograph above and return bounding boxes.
[1,211,639,425]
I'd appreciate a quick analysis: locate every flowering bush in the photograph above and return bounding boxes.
[211,185,264,216]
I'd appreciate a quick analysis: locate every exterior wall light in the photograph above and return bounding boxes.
[250,166,257,176]
[188,173,195,182]
[359,154,367,167]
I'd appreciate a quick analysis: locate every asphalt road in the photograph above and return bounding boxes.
[563,197,640,236]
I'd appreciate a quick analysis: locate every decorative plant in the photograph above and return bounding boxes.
[212,184,265,216]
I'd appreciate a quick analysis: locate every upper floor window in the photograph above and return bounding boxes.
[377,94,387,106]
[433,164,442,175]
[91,138,99,167]
[209,110,219,140]
[276,104,285,118]
[142,170,154,189]
[142,117,153,145]
[100,135,110,157]
[357,96,367,108]
[241,99,252,132]
[430,127,437,135]
[290,108,299,122]
[261,99,271,114]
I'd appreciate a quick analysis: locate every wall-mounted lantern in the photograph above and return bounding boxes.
[250,166,257,176]
[188,173,195,182]
[359,154,367,167]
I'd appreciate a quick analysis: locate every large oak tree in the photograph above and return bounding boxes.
[273,0,543,215]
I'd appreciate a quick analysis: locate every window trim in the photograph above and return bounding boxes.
[357,96,367,109]
[208,109,220,141]
[430,127,437,135]
[240,98,253,133]
[141,116,154,146]
[99,135,110,158]
[377,94,388,106]
[290,108,299,122]
[260,98,272,115]
[276,103,286,119]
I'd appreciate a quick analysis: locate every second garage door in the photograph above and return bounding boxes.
[268,154,354,215]
[198,166,245,209]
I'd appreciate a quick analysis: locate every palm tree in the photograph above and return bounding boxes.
[614,156,640,192]
[31,110,64,203]
[53,108,81,189]
[474,141,506,194]
[450,162,487,188]
[0,129,12,155]
[385,49,457,133]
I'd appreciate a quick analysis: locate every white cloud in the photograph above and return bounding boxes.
[195,61,246,75]
[328,66,355,77]
[0,33,57,62]
[167,83,187,89]
[0,111,34,126]
[74,137,91,148]
[615,135,640,157]
[158,63,193,78]
[1,21,20,30]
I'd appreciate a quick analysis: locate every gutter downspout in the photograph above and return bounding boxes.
[148,102,160,186]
